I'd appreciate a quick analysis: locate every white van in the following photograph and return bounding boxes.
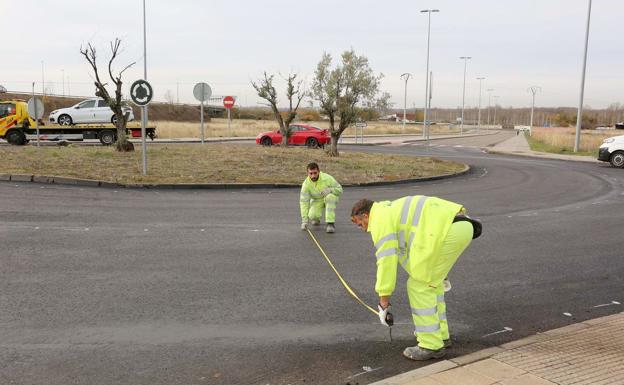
[598,134,624,168]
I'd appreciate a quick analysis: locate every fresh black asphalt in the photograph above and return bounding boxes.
[1,132,623,385]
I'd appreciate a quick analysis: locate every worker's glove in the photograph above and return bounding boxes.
[378,304,394,327]
[320,188,332,197]
[301,221,308,231]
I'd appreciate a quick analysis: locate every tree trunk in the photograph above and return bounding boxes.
[114,113,134,152]
[328,133,339,157]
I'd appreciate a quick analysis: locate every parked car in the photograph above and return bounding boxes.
[49,98,134,125]
[255,124,330,148]
[598,134,624,168]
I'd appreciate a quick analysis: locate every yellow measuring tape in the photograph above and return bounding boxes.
[306,228,377,316]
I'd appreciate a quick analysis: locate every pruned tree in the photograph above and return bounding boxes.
[311,50,381,156]
[80,38,135,152]
[251,72,305,146]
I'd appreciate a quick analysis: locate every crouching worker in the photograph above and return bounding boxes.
[350,196,481,361]
[300,162,343,233]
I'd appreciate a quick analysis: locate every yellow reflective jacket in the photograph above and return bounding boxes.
[299,172,343,221]
[367,196,464,296]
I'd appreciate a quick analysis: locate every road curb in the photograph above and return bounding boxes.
[369,311,623,385]
[0,165,471,190]
[485,148,599,163]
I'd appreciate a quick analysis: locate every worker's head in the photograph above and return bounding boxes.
[307,162,320,182]
[351,199,374,231]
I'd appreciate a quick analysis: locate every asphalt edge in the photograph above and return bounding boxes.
[0,165,471,190]
[369,311,624,385]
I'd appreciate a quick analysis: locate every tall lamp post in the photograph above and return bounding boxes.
[528,86,541,136]
[476,77,485,131]
[575,0,592,152]
[487,88,495,125]
[421,9,439,140]
[400,73,412,133]
[459,56,472,134]
[492,96,500,126]
[141,0,148,175]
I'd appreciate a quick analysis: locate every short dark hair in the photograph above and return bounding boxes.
[351,199,374,216]
[307,162,319,171]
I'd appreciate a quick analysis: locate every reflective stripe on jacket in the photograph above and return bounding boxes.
[367,196,464,296]
[300,172,343,220]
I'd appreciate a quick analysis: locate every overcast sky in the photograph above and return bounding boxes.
[2,0,623,109]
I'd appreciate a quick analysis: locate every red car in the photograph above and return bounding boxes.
[255,124,330,148]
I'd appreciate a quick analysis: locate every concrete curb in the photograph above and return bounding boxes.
[369,311,623,385]
[0,165,471,190]
[486,148,600,163]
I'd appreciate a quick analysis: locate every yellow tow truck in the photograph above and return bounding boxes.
[0,99,155,146]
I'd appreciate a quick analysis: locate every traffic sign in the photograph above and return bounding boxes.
[27,98,44,119]
[130,79,153,106]
[355,121,367,128]
[193,82,212,102]
[223,96,235,109]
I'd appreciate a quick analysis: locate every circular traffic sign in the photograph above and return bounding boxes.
[27,98,45,119]
[130,79,153,106]
[223,96,235,109]
[193,82,212,102]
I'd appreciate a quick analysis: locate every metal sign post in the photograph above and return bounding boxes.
[355,121,367,144]
[28,84,44,148]
[130,79,154,175]
[223,96,235,137]
[193,83,212,144]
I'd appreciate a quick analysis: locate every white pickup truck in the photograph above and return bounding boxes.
[598,134,624,168]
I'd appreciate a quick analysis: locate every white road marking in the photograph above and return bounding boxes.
[593,301,621,308]
[482,327,513,338]
[348,366,383,379]
[563,312,573,317]
[144,229,149,232]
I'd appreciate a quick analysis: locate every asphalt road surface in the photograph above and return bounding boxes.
[1,132,623,385]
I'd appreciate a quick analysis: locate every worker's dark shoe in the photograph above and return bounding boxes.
[444,339,452,348]
[402,346,446,361]
[326,223,335,233]
[310,219,321,226]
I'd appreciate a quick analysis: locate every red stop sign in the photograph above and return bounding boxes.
[223,96,235,109]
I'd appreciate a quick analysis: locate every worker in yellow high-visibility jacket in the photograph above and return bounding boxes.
[351,196,479,361]
[300,162,343,233]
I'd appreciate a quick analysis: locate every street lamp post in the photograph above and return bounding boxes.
[575,0,592,152]
[476,77,485,131]
[487,88,495,125]
[459,56,472,135]
[400,73,412,133]
[492,96,500,126]
[421,9,439,140]
[141,0,148,175]
[528,86,541,136]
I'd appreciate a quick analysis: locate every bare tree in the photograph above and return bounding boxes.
[251,72,305,146]
[80,38,135,152]
[311,50,381,156]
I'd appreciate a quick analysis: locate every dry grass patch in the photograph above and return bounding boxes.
[528,127,611,155]
[0,144,465,185]
[154,119,461,139]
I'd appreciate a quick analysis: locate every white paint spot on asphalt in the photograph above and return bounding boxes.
[40,186,45,189]
[348,366,383,379]
[251,229,260,232]
[114,190,118,193]
[85,228,89,231]
[482,327,513,338]
[144,229,149,232]
[507,215,513,218]
[593,301,621,308]
[563,312,573,317]
[35,226,40,230]
[201,229,205,232]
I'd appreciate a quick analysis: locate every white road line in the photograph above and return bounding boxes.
[482,327,513,338]
[593,301,620,308]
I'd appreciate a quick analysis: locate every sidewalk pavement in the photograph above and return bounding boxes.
[371,312,624,385]
[487,133,599,163]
